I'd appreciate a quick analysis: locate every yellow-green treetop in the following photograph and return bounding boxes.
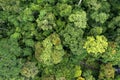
[35,33,65,66]
[83,35,108,55]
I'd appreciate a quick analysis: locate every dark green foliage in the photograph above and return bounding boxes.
[82,70,95,80]
[89,27,103,36]
[60,24,84,55]
[23,48,33,56]
[0,0,22,13]
[109,0,120,11]
[0,0,119,80]
[101,42,120,65]
[56,3,72,17]
[90,12,109,24]
[108,16,120,29]
[83,0,101,11]
[0,38,22,79]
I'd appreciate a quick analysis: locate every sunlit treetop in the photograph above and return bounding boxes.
[83,35,108,55]
[36,9,56,31]
[68,10,87,29]
[35,33,65,66]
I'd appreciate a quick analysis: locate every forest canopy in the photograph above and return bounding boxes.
[0,0,120,80]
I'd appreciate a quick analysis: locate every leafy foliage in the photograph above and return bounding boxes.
[0,38,22,79]
[57,3,72,17]
[60,24,85,55]
[108,16,120,29]
[36,9,56,31]
[99,63,115,80]
[68,10,87,28]
[83,35,108,56]
[0,0,119,80]
[90,12,109,24]
[82,70,95,80]
[35,33,65,65]
[21,62,39,79]
[101,42,120,65]
[89,27,103,36]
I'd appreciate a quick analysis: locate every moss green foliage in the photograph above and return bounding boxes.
[108,16,120,29]
[0,38,22,79]
[57,3,72,17]
[101,42,120,65]
[99,63,115,80]
[91,12,109,24]
[60,24,85,55]
[68,10,87,28]
[53,58,83,80]
[89,27,103,36]
[115,75,120,80]
[21,62,39,79]
[0,0,120,80]
[83,0,101,11]
[36,10,56,31]
[82,70,95,80]
[35,33,65,65]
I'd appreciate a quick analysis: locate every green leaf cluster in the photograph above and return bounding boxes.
[0,38,22,79]
[0,0,120,80]
[69,10,87,29]
[35,33,65,65]
[60,24,84,55]
[83,35,108,55]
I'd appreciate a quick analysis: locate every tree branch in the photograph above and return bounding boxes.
[78,0,82,6]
